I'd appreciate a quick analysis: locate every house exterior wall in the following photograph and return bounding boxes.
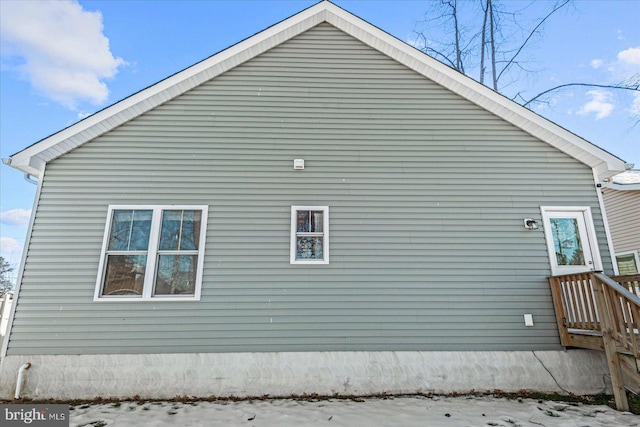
[601,187,640,257]
[5,23,612,357]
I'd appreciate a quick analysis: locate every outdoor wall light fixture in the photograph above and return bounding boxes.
[523,219,538,230]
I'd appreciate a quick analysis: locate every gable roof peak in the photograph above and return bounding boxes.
[6,0,626,180]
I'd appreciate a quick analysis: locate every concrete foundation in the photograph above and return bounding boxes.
[0,350,609,400]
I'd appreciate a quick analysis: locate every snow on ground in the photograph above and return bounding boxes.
[70,395,639,427]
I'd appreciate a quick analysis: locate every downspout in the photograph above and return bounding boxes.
[4,162,37,396]
[14,362,31,399]
[0,163,43,362]
[593,169,619,275]
[1,159,38,186]
[24,174,38,185]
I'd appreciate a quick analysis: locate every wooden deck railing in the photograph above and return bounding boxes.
[549,271,640,411]
[549,273,600,336]
[596,273,640,358]
[612,274,640,298]
[549,272,640,357]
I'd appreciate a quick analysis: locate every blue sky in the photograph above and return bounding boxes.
[1,0,639,272]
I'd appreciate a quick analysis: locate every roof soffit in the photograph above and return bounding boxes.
[7,1,626,180]
[604,170,640,190]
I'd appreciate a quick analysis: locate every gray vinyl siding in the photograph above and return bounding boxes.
[602,187,640,255]
[7,23,613,355]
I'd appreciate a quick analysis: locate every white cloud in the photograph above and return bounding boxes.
[580,47,640,121]
[578,90,614,120]
[0,237,23,262]
[0,0,125,109]
[617,46,640,66]
[0,209,32,227]
[590,59,603,69]
[588,46,640,80]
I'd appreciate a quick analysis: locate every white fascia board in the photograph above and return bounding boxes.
[7,1,626,180]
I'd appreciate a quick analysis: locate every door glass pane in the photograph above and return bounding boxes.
[550,218,585,266]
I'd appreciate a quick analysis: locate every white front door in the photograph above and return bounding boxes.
[541,207,601,276]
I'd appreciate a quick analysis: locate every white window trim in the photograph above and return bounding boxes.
[615,250,640,274]
[290,206,329,264]
[94,205,208,301]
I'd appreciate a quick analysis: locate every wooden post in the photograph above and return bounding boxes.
[593,277,629,411]
[549,277,570,347]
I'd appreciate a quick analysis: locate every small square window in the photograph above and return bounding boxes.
[291,206,329,264]
[616,251,639,275]
[96,205,208,301]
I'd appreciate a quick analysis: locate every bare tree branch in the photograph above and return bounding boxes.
[522,81,640,108]
[423,47,459,69]
[0,256,15,296]
[496,0,571,84]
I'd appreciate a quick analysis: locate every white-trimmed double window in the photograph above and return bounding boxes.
[95,205,208,300]
[290,206,329,264]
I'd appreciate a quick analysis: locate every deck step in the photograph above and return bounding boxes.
[550,272,640,411]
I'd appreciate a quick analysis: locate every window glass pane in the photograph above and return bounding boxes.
[159,210,182,250]
[550,218,584,266]
[102,254,146,296]
[108,210,152,251]
[616,254,639,275]
[296,211,310,232]
[130,210,152,250]
[311,211,323,232]
[108,210,132,251]
[296,236,324,260]
[159,210,202,251]
[180,210,201,250]
[154,254,197,295]
[296,210,323,233]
